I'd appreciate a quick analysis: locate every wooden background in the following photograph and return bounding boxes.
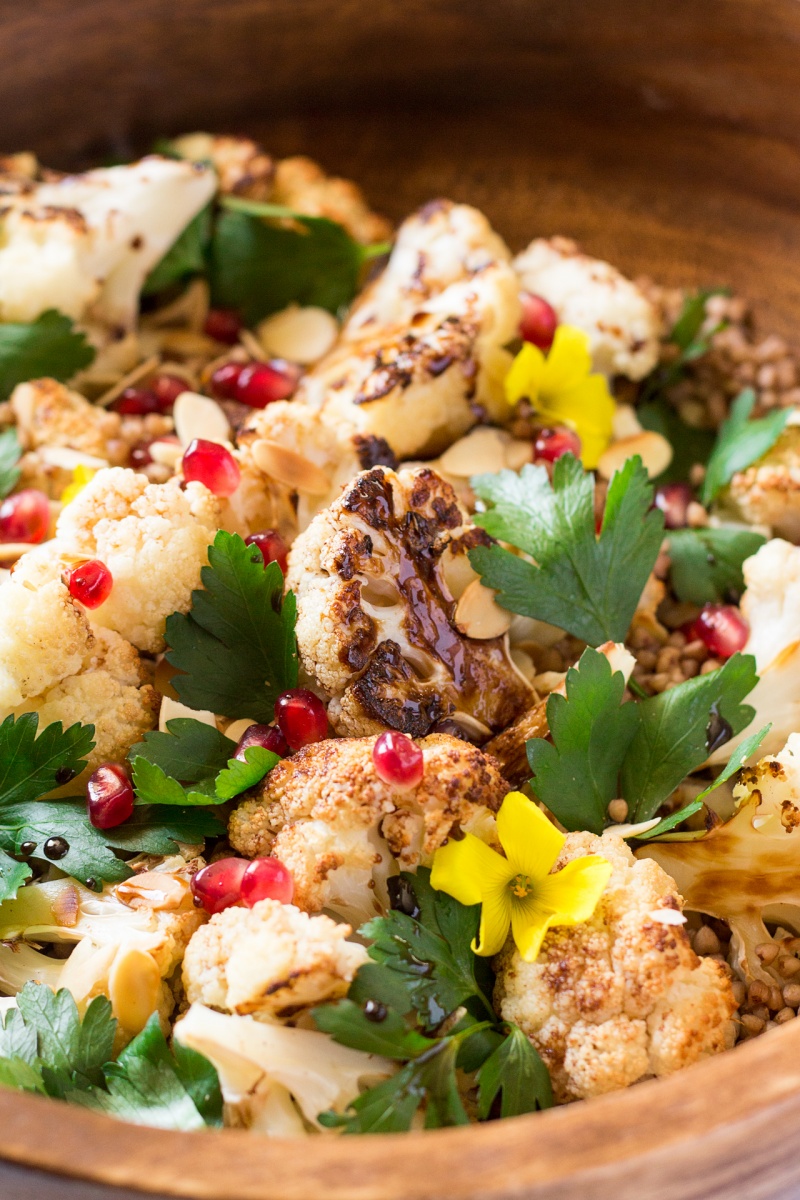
[3,1,800,1195]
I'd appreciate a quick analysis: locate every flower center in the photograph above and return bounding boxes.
[509,873,535,899]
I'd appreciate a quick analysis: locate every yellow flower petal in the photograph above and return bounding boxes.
[504,341,544,407]
[496,791,565,882]
[474,881,513,957]
[60,465,97,507]
[535,855,613,924]
[430,833,510,907]
[510,897,559,963]
[541,326,593,394]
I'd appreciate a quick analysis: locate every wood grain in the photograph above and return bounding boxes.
[3,0,800,1195]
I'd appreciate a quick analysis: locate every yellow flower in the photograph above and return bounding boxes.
[504,325,616,469]
[430,791,612,963]
[60,465,97,507]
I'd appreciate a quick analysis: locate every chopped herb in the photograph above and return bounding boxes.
[637,398,716,486]
[470,455,663,645]
[0,428,21,499]
[667,526,766,605]
[701,389,791,507]
[476,1025,552,1118]
[0,311,96,400]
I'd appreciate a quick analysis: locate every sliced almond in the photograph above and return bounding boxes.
[108,947,161,1035]
[142,278,211,332]
[0,543,37,563]
[454,579,512,639]
[439,428,508,478]
[39,446,109,471]
[224,717,259,742]
[156,329,221,358]
[95,355,162,409]
[443,712,493,740]
[148,439,183,468]
[510,647,536,683]
[173,391,230,447]
[239,328,267,362]
[251,438,331,495]
[257,305,339,365]
[116,871,190,912]
[159,695,217,733]
[440,546,480,601]
[597,430,673,480]
[612,403,644,440]
[504,439,534,471]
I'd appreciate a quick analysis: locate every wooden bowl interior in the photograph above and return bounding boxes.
[3,2,800,1196]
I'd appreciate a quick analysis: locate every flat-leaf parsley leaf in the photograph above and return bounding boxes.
[0,311,96,400]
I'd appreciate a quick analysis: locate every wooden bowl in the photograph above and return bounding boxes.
[3,1,800,1195]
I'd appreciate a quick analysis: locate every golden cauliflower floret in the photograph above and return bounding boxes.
[170,132,275,200]
[272,155,391,244]
[0,577,88,708]
[10,378,121,460]
[229,733,507,920]
[724,422,800,542]
[182,899,367,1021]
[286,466,532,738]
[494,832,736,1104]
[14,468,220,654]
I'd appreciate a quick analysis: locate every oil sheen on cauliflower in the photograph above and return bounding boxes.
[495,832,736,1103]
[513,237,660,379]
[182,900,368,1021]
[14,467,220,654]
[229,732,508,924]
[286,466,532,738]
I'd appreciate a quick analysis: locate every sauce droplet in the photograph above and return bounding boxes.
[706,704,733,754]
[363,1000,388,1023]
[43,837,69,861]
[387,875,420,919]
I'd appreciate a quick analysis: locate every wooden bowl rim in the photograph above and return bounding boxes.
[4,1014,800,1198]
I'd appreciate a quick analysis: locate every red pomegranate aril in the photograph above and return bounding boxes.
[129,439,155,469]
[210,361,246,401]
[372,731,424,790]
[0,489,50,543]
[191,858,248,915]
[690,604,749,659]
[150,373,187,411]
[275,688,328,750]
[519,292,558,351]
[235,361,299,409]
[87,763,135,830]
[204,308,243,345]
[654,482,693,530]
[245,530,289,574]
[111,387,161,416]
[65,559,113,609]
[534,426,582,463]
[234,722,289,761]
[240,858,294,908]
[182,438,241,496]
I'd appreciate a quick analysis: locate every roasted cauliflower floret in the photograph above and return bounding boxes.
[723,421,800,542]
[513,237,660,380]
[182,900,367,1021]
[170,132,275,200]
[0,156,215,332]
[495,832,736,1103]
[286,466,532,738]
[272,155,392,244]
[0,577,88,709]
[14,468,220,653]
[229,732,508,922]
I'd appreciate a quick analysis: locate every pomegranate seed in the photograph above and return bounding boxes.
[654,482,693,529]
[204,308,243,345]
[245,530,289,574]
[111,387,161,416]
[191,858,248,914]
[150,373,187,411]
[129,439,154,469]
[65,559,113,609]
[86,763,135,830]
[235,361,299,409]
[275,688,328,750]
[182,438,241,496]
[372,731,424,790]
[234,723,289,761]
[534,427,582,463]
[0,489,50,543]
[519,293,558,351]
[210,362,246,400]
[690,604,749,659]
[240,858,294,907]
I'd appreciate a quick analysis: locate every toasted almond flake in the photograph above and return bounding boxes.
[224,718,260,742]
[612,817,661,839]
[439,428,508,478]
[446,712,493,740]
[251,438,331,495]
[173,391,231,447]
[157,329,221,358]
[95,354,161,409]
[117,872,190,912]
[648,909,687,926]
[510,646,536,683]
[454,579,513,639]
[612,403,644,440]
[257,305,339,365]
[239,328,267,361]
[159,695,217,733]
[108,947,161,1034]
[142,278,210,332]
[504,439,534,471]
[39,446,109,471]
[0,543,37,562]
[440,546,480,601]
[598,430,673,480]
[148,439,183,468]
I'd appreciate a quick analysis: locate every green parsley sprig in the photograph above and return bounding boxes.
[701,388,791,506]
[666,525,766,606]
[0,311,96,400]
[0,429,21,499]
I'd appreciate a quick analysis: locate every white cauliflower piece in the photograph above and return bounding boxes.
[723,421,800,542]
[0,577,88,709]
[14,468,220,653]
[495,832,735,1103]
[645,734,800,985]
[513,237,660,379]
[286,466,532,738]
[0,156,215,331]
[229,732,508,924]
[175,1003,393,1134]
[182,900,367,1020]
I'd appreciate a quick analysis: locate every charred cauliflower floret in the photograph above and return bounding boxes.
[513,237,660,380]
[495,832,736,1104]
[182,900,367,1021]
[229,732,508,923]
[170,132,275,200]
[286,466,532,738]
[724,421,800,543]
[14,468,220,654]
